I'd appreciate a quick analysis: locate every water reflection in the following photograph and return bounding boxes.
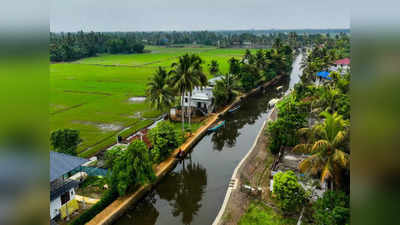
[168,160,207,225]
[211,77,289,151]
[118,193,159,225]
[121,159,208,225]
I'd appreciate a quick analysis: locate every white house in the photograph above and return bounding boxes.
[181,76,223,116]
[50,151,88,221]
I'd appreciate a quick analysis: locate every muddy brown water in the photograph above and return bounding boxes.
[113,54,303,225]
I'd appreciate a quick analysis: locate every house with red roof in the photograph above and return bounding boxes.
[330,58,350,73]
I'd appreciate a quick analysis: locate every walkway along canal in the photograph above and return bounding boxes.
[113,54,303,225]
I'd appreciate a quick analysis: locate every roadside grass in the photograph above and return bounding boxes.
[76,176,107,199]
[78,119,153,158]
[238,201,297,225]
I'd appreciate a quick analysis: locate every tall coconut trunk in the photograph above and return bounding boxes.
[188,92,192,130]
[181,93,185,133]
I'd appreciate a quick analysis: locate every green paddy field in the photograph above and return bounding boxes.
[50,45,252,157]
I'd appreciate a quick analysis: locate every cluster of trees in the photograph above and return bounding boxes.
[266,38,350,224]
[50,31,145,62]
[213,39,294,108]
[50,128,81,155]
[146,54,208,133]
[105,121,182,196]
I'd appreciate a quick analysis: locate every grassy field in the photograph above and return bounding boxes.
[50,46,252,157]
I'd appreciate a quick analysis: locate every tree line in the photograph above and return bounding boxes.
[50,30,349,62]
[50,31,145,62]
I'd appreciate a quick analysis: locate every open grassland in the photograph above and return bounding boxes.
[51,46,253,157]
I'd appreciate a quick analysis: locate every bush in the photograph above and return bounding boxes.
[266,95,307,154]
[273,170,307,213]
[148,121,180,163]
[108,140,155,196]
[69,189,118,225]
[312,191,350,225]
[238,202,297,225]
[50,128,81,155]
[104,145,126,168]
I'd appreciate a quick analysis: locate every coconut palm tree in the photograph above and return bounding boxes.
[168,54,207,132]
[146,66,175,113]
[293,111,349,190]
[208,60,219,76]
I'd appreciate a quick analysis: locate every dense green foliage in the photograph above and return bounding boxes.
[50,128,81,155]
[267,95,308,154]
[273,170,307,213]
[148,121,181,163]
[213,73,237,108]
[50,32,145,62]
[103,145,126,168]
[312,191,350,225]
[108,140,155,196]
[208,60,220,76]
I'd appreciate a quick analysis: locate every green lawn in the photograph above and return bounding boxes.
[50,46,252,157]
[238,202,298,225]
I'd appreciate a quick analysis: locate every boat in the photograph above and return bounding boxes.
[276,86,283,91]
[268,98,279,107]
[228,105,240,113]
[208,120,225,132]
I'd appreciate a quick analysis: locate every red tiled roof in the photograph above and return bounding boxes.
[334,58,350,65]
[127,129,152,148]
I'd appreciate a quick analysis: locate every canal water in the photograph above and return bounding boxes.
[114,54,303,225]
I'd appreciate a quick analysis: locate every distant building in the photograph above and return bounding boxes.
[242,41,252,47]
[330,58,350,73]
[50,151,88,221]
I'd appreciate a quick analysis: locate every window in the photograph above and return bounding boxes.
[60,191,70,205]
[185,98,188,103]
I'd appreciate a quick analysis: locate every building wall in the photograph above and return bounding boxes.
[50,187,76,220]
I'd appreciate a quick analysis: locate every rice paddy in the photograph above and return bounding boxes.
[50,45,252,157]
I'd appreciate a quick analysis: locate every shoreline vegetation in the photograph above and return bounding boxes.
[219,37,350,224]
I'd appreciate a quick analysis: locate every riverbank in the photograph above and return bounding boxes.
[85,76,284,225]
[213,107,278,225]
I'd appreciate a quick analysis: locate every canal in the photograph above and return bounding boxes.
[114,53,303,225]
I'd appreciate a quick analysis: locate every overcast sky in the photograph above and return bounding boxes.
[50,0,350,32]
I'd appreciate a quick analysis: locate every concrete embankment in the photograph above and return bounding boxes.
[86,75,282,225]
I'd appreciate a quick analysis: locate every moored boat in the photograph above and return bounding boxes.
[228,105,240,113]
[208,120,225,132]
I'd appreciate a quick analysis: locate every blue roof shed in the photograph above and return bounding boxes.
[50,151,88,182]
[316,71,332,80]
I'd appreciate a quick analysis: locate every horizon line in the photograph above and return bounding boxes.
[50,27,351,33]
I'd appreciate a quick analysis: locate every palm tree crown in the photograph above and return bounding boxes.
[168,54,207,131]
[146,67,175,112]
[293,111,349,189]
